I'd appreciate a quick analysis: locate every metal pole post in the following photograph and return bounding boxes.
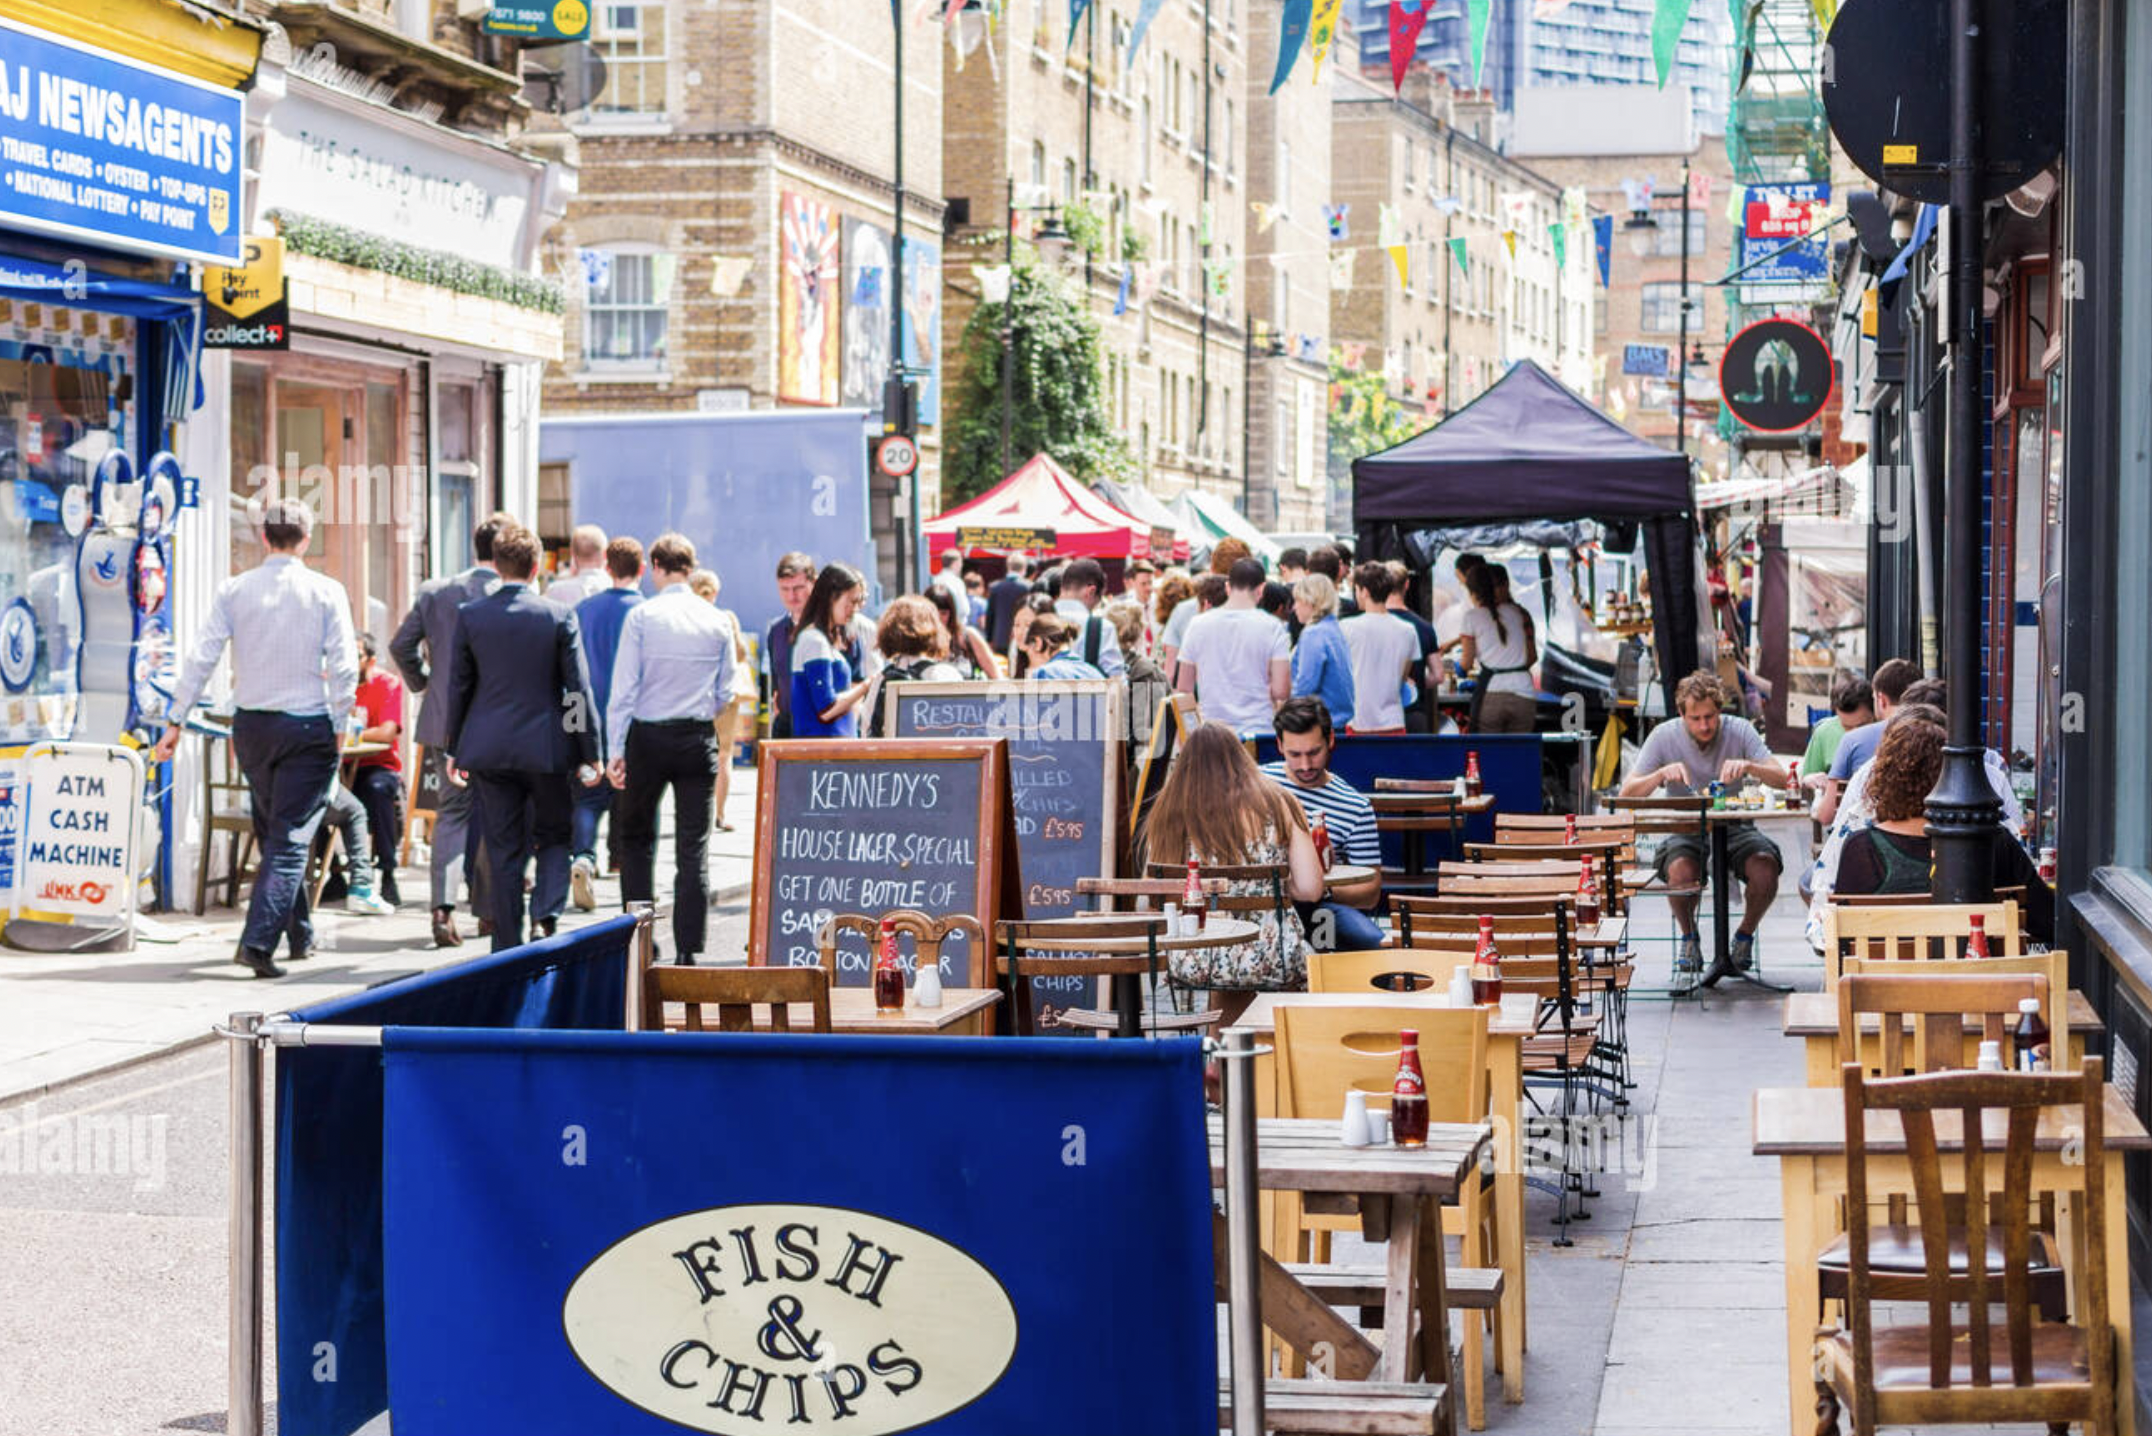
[227,1011,265,1436]
[1223,1030,1265,1436]
[891,0,916,592]
[1082,0,1095,298]
[1241,331,1253,518]
[1443,131,1455,416]
[1001,175,1014,479]
[626,901,657,1026]
[1927,0,2001,900]
[1676,153,1690,456]
[1197,0,1212,446]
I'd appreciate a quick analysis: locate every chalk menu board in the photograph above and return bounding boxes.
[892,681,1124,1030]
[749,739,1019,990]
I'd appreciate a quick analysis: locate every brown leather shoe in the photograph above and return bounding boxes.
[235,945,285,979]
[476,915,495,938]
[431,908,461,949]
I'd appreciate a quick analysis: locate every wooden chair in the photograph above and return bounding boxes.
[1814,1059,2115,1436]
[1603,793,1709,900]
[1368,784,1471,880]
[1391,892,1576,921]
[1821,902,2024,989]
[195,730,256,911]
[815,909,987,986]
[1307,947,1471,995]
[1494,813,1637,843]
[1070,878,1232,1035]
[641,964,833,1033]
[994,915,1211,1037]
[1831,885,2030,910]
[1839,952,2074,1070]
[1272,1004,1500,1430]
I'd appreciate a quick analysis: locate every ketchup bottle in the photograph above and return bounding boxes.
[1182,858,1208,932]
[1390,1030,1429,1148]
[1575,854,1602,928]
[1311,812,1333,871]
[1464,750,1483,797]
[873,919,905,1014]
[1564,814,1579,845]
[1470,915,1503,1005]
[1965,913,1991,960]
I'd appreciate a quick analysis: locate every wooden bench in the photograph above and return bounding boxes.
[1218,1378,1449,1435]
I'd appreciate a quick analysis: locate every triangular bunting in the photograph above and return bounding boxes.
[1309,0,1345,79]
[1389,0,1433,92]
[1448,236,1470,276]
[1386,244,1410,288]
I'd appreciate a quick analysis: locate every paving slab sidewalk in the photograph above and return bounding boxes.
[0,770,761,1104]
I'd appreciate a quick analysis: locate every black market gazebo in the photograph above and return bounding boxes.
[1352,359,1703,710]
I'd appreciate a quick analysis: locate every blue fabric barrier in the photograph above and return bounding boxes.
[380,1030,1214,1435]
[1251,732,1543,867]
[274,916,635,1436]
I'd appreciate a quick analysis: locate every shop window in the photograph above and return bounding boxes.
[229,360,270,578]
[366,380,403,643]
[583,251,671,368]
[433,379,489,580]
[1647,209,1707,257]
[587,4,669,117]
[1639,281,1706,334]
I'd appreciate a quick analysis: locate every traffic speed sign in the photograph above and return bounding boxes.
[874,433,920,478]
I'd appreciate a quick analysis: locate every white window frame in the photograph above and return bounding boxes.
[580,245,671,373]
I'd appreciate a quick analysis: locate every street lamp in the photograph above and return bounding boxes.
[1001,178,1074,476]
[1623,208,1658,258]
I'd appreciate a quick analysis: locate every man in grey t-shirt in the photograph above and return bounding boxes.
[1620,670,1796,985]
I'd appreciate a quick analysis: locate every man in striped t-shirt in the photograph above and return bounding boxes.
[1261,697,1385,952]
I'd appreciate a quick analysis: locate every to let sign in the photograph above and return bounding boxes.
[482,0,593,41]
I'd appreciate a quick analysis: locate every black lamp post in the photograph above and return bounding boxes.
[1000,177,1073,478]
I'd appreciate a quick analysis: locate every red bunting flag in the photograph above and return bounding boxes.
[1389,0,1433,92]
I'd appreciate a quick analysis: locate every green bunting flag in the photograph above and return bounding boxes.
[1448,236,1470,277]
[1468,0,1492,85]
[1549,221,1566,268]
[1651,0,1692,86]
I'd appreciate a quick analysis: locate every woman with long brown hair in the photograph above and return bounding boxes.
[1140,722,1327,1021]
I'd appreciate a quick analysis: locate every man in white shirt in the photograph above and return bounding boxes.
[544,524,609,608]
[1339,562,1421,734]
[1052,557,1125,677]
[930,547,969,612]
[1174,558,1289,735]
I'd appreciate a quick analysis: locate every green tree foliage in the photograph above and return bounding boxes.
[944,257,1138,504]
[1324,354,1435,468]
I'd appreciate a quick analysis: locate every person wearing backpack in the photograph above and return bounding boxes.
[865,596,965,737]
[1052,557,1125,678]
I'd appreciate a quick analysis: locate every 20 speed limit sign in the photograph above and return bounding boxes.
[874,433,920,478]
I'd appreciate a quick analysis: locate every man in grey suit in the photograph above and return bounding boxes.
[391,510,512,948]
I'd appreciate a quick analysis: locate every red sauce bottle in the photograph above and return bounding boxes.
[1311,812,1333,871]
[1182,858,1208,931]
[1470,915,1503,1005]
[1965,913,1991,960]
[1564,814,1579,845]
[1390,1029,1429,1148]
[873,919,905,1014]
[1575,855,1602,928]
[1464,750,1483,797]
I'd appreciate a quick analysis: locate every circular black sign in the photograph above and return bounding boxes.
[1720,319,1833,434]
[1823,0,2064,204]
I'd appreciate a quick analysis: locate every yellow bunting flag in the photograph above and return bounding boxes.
[1308,0,1344,80]
[1387,244,1410,288]
[1503,230,1517,259]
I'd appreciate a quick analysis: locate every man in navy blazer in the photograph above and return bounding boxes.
[444,524,602,950]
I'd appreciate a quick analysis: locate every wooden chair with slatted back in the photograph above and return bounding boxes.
[196,729,256,910]
[1434,872,1579,903]
[1067,878,1233,1035]
[994,915,1210,1037]
[1306,947,1471,995]
[641,965,833,1033]
[1821,902,2024,989]
[1495,813,1637,843]
[1831,886,2030,910]
[1603,793,1710,898]
[1814,1059,2114,1436]
[1838,952,2073,1069]
[816,909,987,982]
[1273,1004,1499,1427]
[1392,892,1576,920]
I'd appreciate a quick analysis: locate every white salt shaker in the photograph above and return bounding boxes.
[913,956,944,1008]
[1340,1090,1372,1147]
[1976,1039,2004,1072]
[1447,967,1475,1009]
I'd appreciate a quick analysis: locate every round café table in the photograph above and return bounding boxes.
[1324,862,1381,910]
[1013,914,1261,1036]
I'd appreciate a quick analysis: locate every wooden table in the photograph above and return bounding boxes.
[1373,792,1496,883]
[1781,989,2104,1085]
[1697,805,1814,993]
[1208,1113,1489,1391]
[1230,991,1534,1404]
[1324,862,1381,910]
[1573,915,1626,948]
[1753,1083,2148,1436]
[663,985,1003,1035]
[1017,915,1259,1036]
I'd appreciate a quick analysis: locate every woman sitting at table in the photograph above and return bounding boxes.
[1140,722,1327,1023]
[1834,708,2053,943]
[790,562,874,737]
[1019,612,1106,682]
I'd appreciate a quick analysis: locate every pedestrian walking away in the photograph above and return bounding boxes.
[156,498,357,979]
[570,535,647,910]
[443,524,602,951]
[764,551,816,740]
[391,510,512,948]
[543,523,610,609]
[1173,557,1289,737]
[607,533,736,963]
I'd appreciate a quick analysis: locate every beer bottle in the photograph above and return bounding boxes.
[873,919,905,1015]
[1390,1029,1429,1148]
[1470,915,1503,1005]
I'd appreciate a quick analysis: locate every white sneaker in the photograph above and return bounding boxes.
[345,888,395,916]
[570,857,596,912]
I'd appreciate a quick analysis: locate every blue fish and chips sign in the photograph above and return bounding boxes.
[0,17,244,264]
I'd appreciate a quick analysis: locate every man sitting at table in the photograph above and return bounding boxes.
[1619,669,1796,987]
[1261,698,1386,952]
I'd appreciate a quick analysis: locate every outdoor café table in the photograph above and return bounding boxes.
[1207,1112,1490,1392]
[1692,804,1815,994]
[1229,991,1535,1403]
[1780,989,2104,1086]
[1573,915,1627,949]
[1016,914,1260,1037]
[1372,791,1496,883]
[661,985,1003,1035]
[1325,862,1382,910]
[1753,1082,2149,1436]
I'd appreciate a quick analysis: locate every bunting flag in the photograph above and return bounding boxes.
[1270,0,1313,92]
[944,0,966,23]
[1423,395,1441,417]
[1296,333,1321,362]
[1251,201,1278,233]
[1330,249,1356,290]
[1126,0,1167,66]
[1386,244,1410,288]
[1308,0,1345,79]
[1253,319,1271,348]
[577,248,613,289]
[1549,221,1566,267]
[1651,0,1691,86]
[1068,0,1088,46]
[1468,0,1492,84]
[1204,259,1231,297]
[1561,186,1589,229]
[1113,263,1132,315]
[1502,230,1516,259]
[1378,203,1403,246]
[976,264,1013,304]
[1136,262,1167,303]
[1448,235,1470,276]
[709,255,754,297]
[1620,176,1656,213]
[1389,0,1433,92]
[1499,190,1532,232]
[1434,194,1464,216]
[1592,214,1613,285]
[1323,204,1350,241]
[1342,341,1366,369]
[1199,201,1214,246]
[1688,168,1713,207]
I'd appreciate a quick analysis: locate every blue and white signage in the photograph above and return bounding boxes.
[0,17,244,264]
[1739,182,1830,288]
[0,599,36,693]
[1622,343,1671,378]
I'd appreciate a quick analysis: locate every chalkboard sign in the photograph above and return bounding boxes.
[891,681,1124,1030]
[749,739,1020,991]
